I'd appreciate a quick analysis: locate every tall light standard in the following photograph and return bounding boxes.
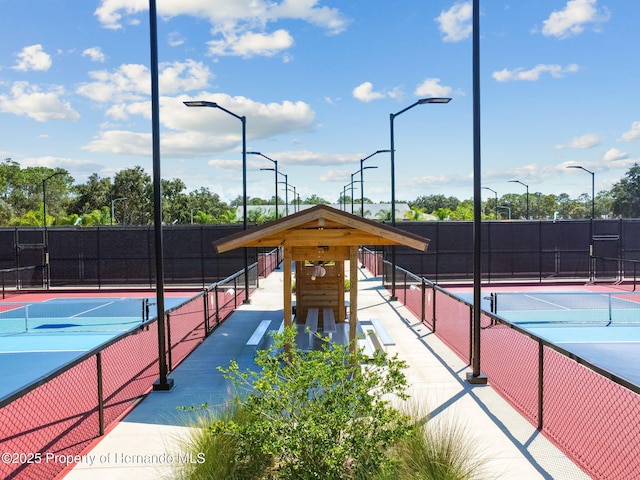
[249,151,279,219]
[508,180,529,219]
[567,165,595,280]
[42,171,64,289]
[482,187,498,219]
[286,186,297,213]
[149,0,173,391]
[277,172,289,215]
[359,149,390,217]
[110,197,127,225]
[190,207,201,225]
[566,166,595,219]
[184,100,250,304]
[351,166,378,214]
[390,97,451,300]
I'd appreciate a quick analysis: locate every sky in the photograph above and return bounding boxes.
[1,0,639,206]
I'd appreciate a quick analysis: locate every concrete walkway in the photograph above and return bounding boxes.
[64,267,588,480]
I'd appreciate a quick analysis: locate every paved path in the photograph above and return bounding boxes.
[64,267,588,479]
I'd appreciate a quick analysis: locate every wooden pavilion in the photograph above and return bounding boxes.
[213,205,430,350]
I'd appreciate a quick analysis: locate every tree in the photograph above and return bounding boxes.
[161,178,189,224]
[188,188,229,223]
[71,173,112,215]
[112,166,153,225]
[611,164,640,218]
[411,194,459,213]
[303,194,330,205]
[404,206,426,220]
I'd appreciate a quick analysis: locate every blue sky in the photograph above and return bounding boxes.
[1,0,638,205]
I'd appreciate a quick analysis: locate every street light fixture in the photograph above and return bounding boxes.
[350,166,377,214]
[184,100,250,304]
[567,165,596,281]
[249,151,279,219]
[110,197,127,225]
[359,150,390,217]
[482,187,498,219]
[389,97,451,300]
[508,180,529,219]
[275,172,289,215]
[566,166,595,219]
[190,206,202,225]
[42,171,64,289]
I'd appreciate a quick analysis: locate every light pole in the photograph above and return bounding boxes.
[351,166,378,215]
[390,97,451,300]
[190,207,201,225]
[249,151,279,219]
[566,166,595,219]
[184,100,250,304]
[286,186,297,213]
[567,165,596,280]
[149,0,173,391]
[110,197,127,225]
[482,187,498,219]
[276,172,289,215]
[42,171,64,289]
[359,149,389,217]
[508,180,529,219]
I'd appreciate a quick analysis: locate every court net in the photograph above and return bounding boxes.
[489,291,640,325]
[0,298,150,334]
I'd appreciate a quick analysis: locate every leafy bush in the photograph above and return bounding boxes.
[176,327,488,479]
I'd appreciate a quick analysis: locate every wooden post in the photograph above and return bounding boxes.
[284,246,293,355]
[349,246,358,353]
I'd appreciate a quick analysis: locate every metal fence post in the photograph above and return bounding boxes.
[97,353,105,436]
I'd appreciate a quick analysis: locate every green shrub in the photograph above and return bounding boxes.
[177,328,488,479]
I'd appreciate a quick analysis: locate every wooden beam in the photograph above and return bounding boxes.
[291,245,350,262]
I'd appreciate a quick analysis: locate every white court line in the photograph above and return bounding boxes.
[70,301,116,318]
[523,294,572,310]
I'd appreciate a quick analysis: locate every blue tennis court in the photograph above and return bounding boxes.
[0,295,191,401]
[484,289,640,387]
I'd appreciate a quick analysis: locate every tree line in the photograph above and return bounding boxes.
[1,158,639,226]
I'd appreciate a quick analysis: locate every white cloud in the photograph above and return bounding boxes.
[352,82,385,102]
[0,82,79,122]
[82,94,316,157]
[492,63,579,82]
[77,60,213,104]
[352,82,402,103]
[435,2,472,43]
[208,29,294,57]
[82,130,152,156]
[168,31,185,47]
[555,133,600,149]
[604,148,628,162]
[82,47,106,62]
[619,121,640,142]
[541,0,610,39]
[12,44,52,72]
[20,155,104,175]
[94,0,348,57]
[414,78,453,98]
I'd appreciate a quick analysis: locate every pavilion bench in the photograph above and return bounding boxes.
[322,308,336,339]
[305,308,319,344]
[246,319,272,346]
[370,318,395,350]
